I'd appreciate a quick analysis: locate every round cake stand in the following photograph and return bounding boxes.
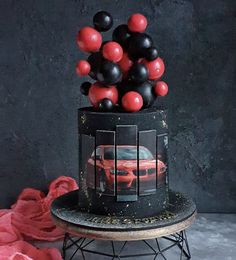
[51,190,196,260]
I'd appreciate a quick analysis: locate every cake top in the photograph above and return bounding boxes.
[76,11,168,113]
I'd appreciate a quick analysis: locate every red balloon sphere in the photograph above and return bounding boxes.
[88,82,118,108]
[118,52,133,74]
[128,13,147,32]
[143,57,165,80]
[77,26,102,52]
[122,91,143,112]
[102,41,123,62]
[154,81,168,96]
[76,60,91,76]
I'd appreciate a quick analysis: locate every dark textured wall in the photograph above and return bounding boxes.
[0,0,235,212]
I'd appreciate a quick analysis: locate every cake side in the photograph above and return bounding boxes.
[78,107,169,218]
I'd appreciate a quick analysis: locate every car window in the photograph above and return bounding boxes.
[103,147,154,160]
[104,148,115,159]
[139,147,154,159]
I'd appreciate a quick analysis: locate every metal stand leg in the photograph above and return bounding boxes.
[62,232,69,259]
[62,230,192,259]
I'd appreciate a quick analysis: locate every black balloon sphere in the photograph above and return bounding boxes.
[87,52,103,80]
[98,98,114,111]
[97,61,122,85]
[117,80,135,98]
[128,63,148,83]
[80,82,92,96]
[145,47,158,61]
[134,81,155,108]
[93,11,113,32]
[128,33,153,59]
[112,24,131,50]
[116,80,134,105]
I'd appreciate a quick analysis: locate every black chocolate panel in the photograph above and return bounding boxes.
[116,125,138,202]
[95,130,115,195]
[139,130,157,195]
[80,134,95,190]
[157,133,168,187]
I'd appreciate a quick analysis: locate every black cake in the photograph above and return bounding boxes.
[78,108,169,218]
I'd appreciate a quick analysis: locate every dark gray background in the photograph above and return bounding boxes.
[0,0,235,212]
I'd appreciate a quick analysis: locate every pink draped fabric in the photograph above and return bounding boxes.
[0,176,78,259]
[0,241,62,260]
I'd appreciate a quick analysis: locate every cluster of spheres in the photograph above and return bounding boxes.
[76,11,168,112]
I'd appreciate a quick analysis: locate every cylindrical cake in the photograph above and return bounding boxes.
[78,107,169,218]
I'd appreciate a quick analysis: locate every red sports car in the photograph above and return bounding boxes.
[86,145,166,192]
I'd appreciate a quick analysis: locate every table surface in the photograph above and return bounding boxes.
[51,190,196,241]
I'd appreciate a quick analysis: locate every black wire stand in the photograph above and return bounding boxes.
[62,230,191,259]
[51,190,196,260]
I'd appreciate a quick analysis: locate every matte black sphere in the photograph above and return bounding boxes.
[116,80,133,105]
[87,52,103,79]
[93,11,113,32]
[98,98,114,111]
[97,60,122,85]
[80,82,92,96]
[145,47,158,61]
[117,80,135,98]
[128,33,153,59]
[112,24,131,49]
[134,81,155,108]
[128,63,148,83]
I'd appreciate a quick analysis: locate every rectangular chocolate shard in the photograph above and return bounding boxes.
[116,125,138,202]
[95,130,115,195]
[139,130,157,195]
[80,134,95,190]
[157,133,168,187]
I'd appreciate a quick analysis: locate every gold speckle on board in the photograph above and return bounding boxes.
[122,218,132,224]
[104,217,111,224]
[111,218,119,224]
[84,210,176,225]
[161,120,168,128]
[81,114,86,124]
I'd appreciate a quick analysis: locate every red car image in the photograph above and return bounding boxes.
[86,145,167,192]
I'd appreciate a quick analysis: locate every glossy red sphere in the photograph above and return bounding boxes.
[88,82,118,107]
[122,91,143,112]
[77,27,102,52]
[76,60,91,76]
[154,81,168,96]
[118,52,133,74]
[128,13,147,32]
[143,57,165,80]
[102,41,123,62]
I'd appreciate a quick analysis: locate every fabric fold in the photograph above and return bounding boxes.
[0,176,78,260]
